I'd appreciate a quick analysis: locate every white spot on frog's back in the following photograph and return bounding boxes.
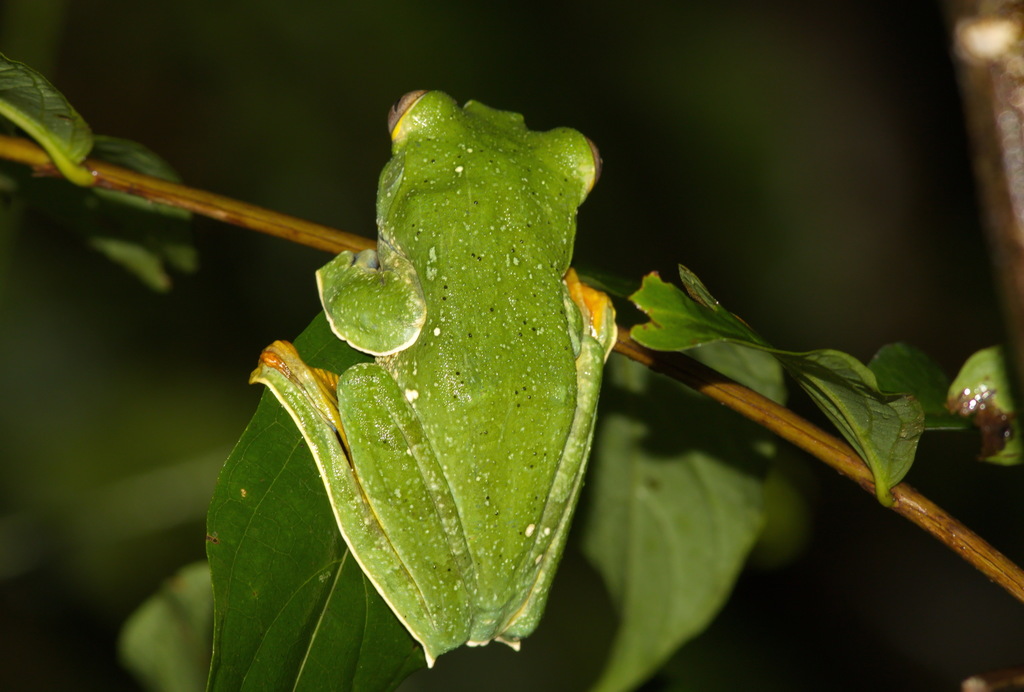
[525,523,536,538]
[405,389,419,402]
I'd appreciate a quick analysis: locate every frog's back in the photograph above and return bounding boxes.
[378,93,594,620]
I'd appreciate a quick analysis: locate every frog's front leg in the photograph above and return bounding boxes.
[250,342,475,666]
[315,239,427,356]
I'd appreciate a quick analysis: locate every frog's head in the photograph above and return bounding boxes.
[385,90,601,205]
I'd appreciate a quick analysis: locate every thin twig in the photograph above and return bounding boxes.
[0,133,372,255]
[617,336,1024,605]
[3,132,1024,605]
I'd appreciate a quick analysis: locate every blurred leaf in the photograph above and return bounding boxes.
[869,342,965,429]
[206,313,424,692]
[0,135,196,290]
[746,459,814,571]
[575,266,640,301]
[118,561,212,692]
[88,136,197,286]
[947,345,1021,465]
[0,51,93,185]
[630,267,925,504]
[691,339,787,405]
[583,344,777,692]
[90,134,181,183]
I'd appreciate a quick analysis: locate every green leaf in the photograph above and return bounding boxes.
[90,134,182,183]
[1,136,196,290]
[582,345,776,692]
[629,268,772,351]
[630,268,925,504]
[206,314,424,692]
[88,136,197,286]
[118,562,213,692]
[947,345,1022,465]
[774,349,922,503]
[868,342,965,429]
[0,52,93,185]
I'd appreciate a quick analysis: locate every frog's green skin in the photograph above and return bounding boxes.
[252,91,615,666]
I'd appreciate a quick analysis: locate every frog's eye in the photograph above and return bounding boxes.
[585,136,602,191]
[388,90,429,138]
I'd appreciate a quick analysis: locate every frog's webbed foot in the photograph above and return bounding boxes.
[464,635,522,651]
[316,240,427,356]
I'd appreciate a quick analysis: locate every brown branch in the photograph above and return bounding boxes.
[962,664,1024,691]
[0,133,373,255]
[617,335,1024,605]
[944,0,1024,393]
[3,131,1024,606]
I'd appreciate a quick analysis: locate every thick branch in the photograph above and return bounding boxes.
[3,131,1024,606]
[944,0,1024,393]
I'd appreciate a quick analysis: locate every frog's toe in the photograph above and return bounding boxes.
[495,635,523,651]
[564,268,617,361]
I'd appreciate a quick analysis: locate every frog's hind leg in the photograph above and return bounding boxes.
[497,335,607,643]
[251,342,474,666]
[334,362,480,650]
[499,272,616,643]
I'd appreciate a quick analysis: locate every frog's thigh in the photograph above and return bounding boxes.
[333,362,474,656]
[501,337,607,640]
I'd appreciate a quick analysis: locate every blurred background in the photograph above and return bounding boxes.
[0,0,1019,690]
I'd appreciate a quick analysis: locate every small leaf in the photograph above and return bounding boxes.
[947,345,1021,464]
[0,52,93,185]
[118,561,212,692]
[774,349,923,503]
[583,346,775,692]
[207,314,424,692]
[677,264,720,309]
[629,270,772,351]
[630,269,925,504]
[1,136,196,290]
[869,342,965,429]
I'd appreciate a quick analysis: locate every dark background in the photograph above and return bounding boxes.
[0,1,1019,690]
